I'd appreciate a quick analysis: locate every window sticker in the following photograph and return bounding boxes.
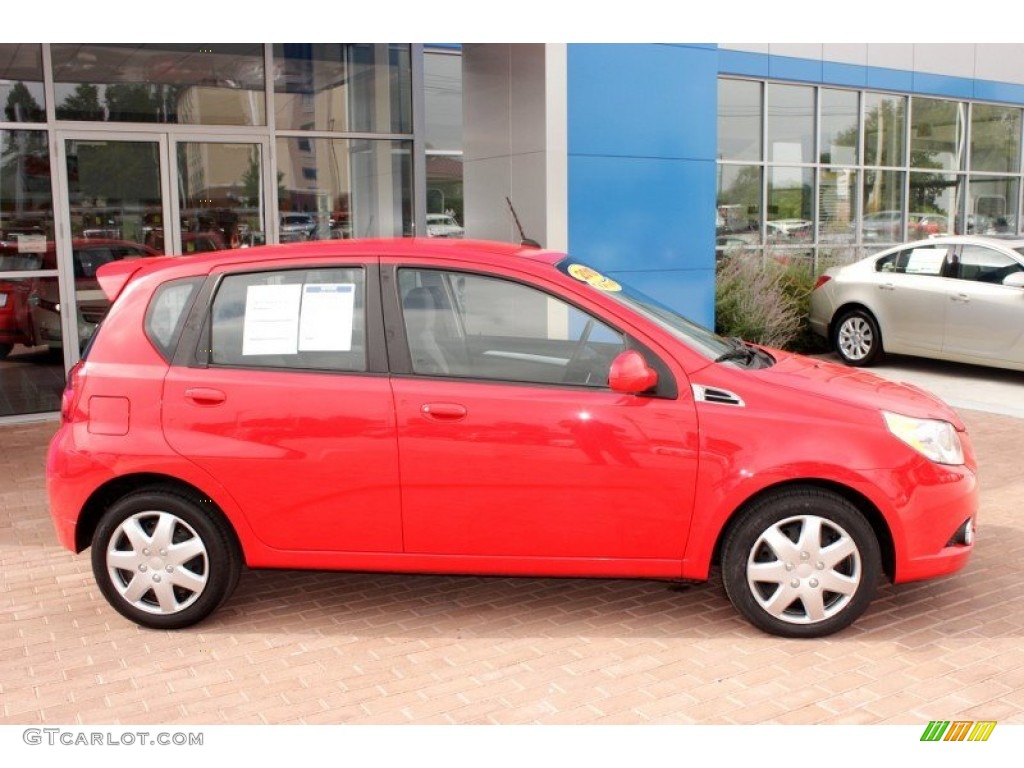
[567,263,621,292]
[242,283,302,355]
[299,283,355,351]
[904,248,945,276]
[17,234,47,254]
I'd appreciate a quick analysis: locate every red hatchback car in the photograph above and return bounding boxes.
[46,239,978,638]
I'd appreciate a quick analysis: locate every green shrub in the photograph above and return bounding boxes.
[715,250,830,354]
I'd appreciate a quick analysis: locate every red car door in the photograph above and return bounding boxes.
[161,261,403,553]
[388,263,699,572]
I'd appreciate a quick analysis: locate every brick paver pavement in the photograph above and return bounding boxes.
[2,410,1023,725]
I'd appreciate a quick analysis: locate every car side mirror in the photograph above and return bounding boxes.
[1002,272,1024,288]
[608,350,658,393]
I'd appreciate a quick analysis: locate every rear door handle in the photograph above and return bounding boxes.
[184,387,227,405]
[950,293,970,303]
[879,282,895,291]
[420,402,467,421]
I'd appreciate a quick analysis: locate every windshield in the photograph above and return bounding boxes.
[555,258,739,362]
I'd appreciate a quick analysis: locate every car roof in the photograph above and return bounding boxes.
[896,234,1024,249]
[95,238,563,302]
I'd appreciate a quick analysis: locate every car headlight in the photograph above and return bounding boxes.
[883,411,964,465]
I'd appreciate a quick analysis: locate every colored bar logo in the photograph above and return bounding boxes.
[921,721,997,742]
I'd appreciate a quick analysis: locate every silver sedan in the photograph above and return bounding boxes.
[809,235,1024,370]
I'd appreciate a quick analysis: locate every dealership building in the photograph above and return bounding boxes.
[2,42,1023,421]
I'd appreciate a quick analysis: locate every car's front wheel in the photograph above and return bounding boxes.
[721,488,881,638]
[91,490,241,629]
[833,308,883,366]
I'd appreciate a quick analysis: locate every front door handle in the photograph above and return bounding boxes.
[184,387,227,406]
[420,402,467,421]
[950,293,970,303]
[879,282,895,291]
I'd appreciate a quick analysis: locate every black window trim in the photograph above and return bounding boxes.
[172,260,387,375]
[380,263,679,399]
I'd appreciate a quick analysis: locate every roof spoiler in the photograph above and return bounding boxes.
[95,259,146,303]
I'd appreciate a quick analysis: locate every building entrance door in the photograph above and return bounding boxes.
[52,133,268,369]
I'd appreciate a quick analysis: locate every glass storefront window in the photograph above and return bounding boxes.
[276,137,412,240]
[968,175,1019,234]
[911,97,966,172]
[0,45,45,123]
[1,129,53,241]
[0,125,59,416]
[273,44,412,134]
[767,83,814,164]
[718,79,761,162]
[864,93,906,167]
[862,170,905,243]
[65,139,162,248]
[819,167,859,243]
[425,49,464,229]
[820,89,859,166]
[716,164,760,258]
[767,166,813,244]
[51,44,266,126]
[177,142,266,251]
[971,104,1022,174]
[909,170,962,236]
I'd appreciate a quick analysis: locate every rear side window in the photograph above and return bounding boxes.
[145,277,203,360]
[877,245,950,275]
[208,267,366,372]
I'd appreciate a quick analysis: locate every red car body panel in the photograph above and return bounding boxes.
[46,238,977,606]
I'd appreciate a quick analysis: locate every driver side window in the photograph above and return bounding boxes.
[398,268,625,386]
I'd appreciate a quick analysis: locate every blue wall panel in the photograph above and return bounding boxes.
[567,44,718,328]
[717,49,769,79]
[568,44,717,160]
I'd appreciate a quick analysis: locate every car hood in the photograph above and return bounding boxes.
[749,349,966,430]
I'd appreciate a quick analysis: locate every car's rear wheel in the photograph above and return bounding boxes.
[91,490,241,630]
[721,487,881,638]
[833,308,883,366]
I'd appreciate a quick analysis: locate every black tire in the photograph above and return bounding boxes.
[91,490,241,630]
[832,308,883,367]
[721,487,881,639]
[0,343,11,359]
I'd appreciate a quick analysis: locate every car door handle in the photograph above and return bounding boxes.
[950,293,970,303]
[878,282,895,291]
[184,387,227,405]
[420,402,467,421]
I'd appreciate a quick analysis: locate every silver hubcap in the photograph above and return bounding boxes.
[837,316,874,361]
[746,515,861,625]
[106,511,209,615]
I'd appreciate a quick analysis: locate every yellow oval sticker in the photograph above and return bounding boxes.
[567,263,621,292]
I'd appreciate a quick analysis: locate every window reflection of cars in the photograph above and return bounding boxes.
[862,210,902,241]
[426,213,465,238]
[909,213,949,238]
[810,234,1024,370]
[279,213,318,242]
[766,219,812,240]
[27,240,160,352]
[0,244,40,358]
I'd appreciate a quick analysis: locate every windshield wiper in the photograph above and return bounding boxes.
[714,337,757,365]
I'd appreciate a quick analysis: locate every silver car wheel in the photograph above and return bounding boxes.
[837,315,875,362]
[745,514,862,625]
[105,510,210,615]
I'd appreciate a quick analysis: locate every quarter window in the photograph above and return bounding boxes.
[398,268,625,386]
[209,267,366,371]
